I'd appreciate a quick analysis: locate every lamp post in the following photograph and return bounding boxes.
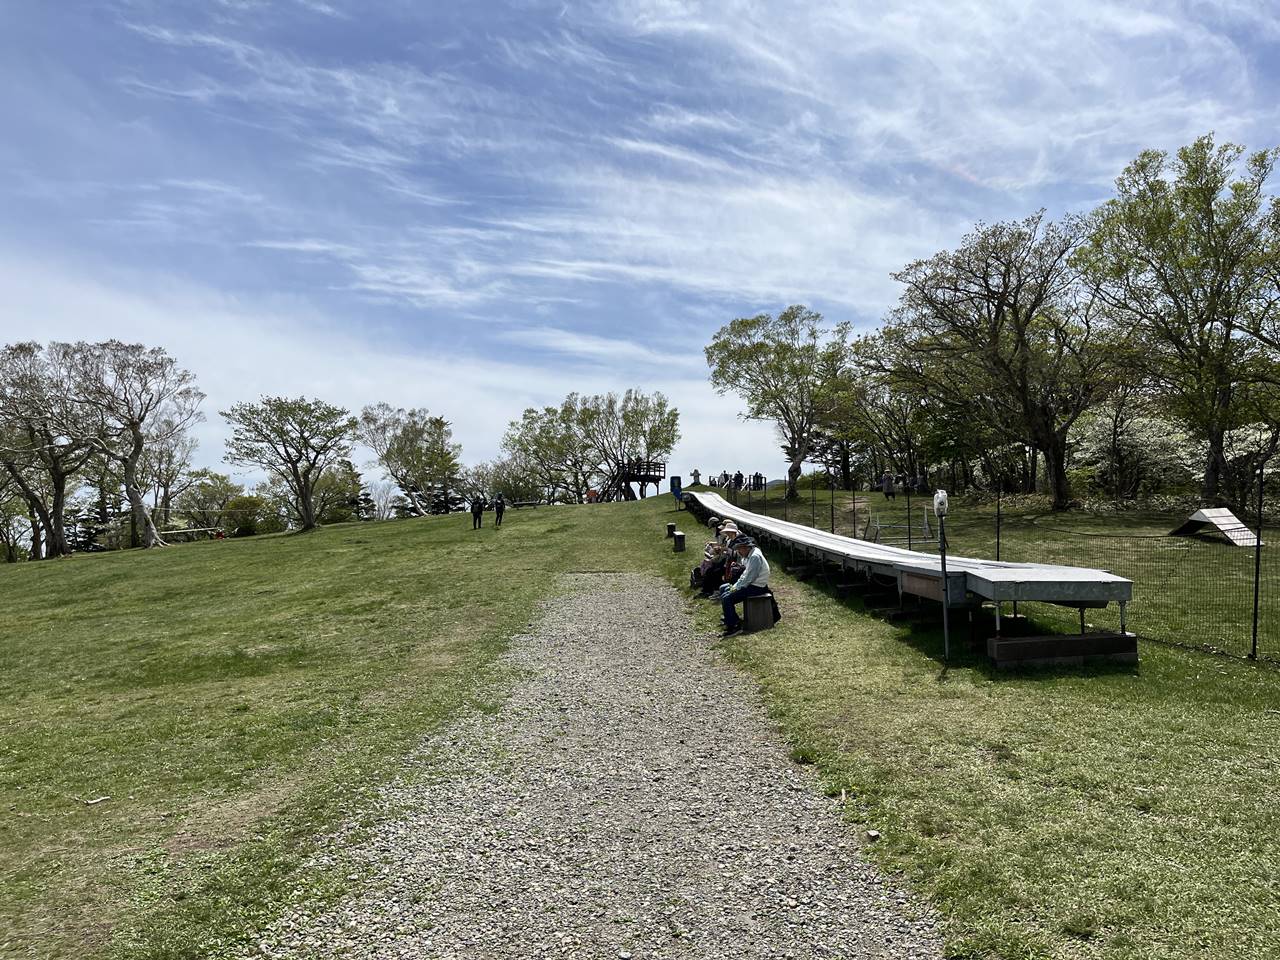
[934,489,951,663]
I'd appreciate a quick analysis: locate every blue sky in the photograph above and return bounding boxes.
[2,0,1279,480]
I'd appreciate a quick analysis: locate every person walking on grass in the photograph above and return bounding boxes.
[494,494,506,528]
[470,495,486,530]
[718,536,780,637]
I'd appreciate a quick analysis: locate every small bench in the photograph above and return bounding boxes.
[743,592,779,633]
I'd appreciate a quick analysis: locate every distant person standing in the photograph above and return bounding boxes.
[733,470,744,490]
[494,494,506,528]
[470,495,486,530]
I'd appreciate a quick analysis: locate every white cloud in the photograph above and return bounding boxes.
[0,255,788,481]
[501,326,707,373]
[110,0,1280,324]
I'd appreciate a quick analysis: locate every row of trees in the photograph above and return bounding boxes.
[1,340,203,557]
[499,389,680,503]
[709,135,1280,511]
[0,339,685,558]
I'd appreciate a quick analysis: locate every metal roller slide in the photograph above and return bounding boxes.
[684,491,1133,612]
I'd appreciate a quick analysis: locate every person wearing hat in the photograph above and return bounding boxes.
[696,520,739,596]
[691,516,724,590]
[718,535,779,636]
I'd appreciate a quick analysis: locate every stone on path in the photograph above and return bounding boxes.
[247,573,942,959]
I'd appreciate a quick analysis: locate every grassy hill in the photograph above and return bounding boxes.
[3,493,1279,959]
[1,501,657,959]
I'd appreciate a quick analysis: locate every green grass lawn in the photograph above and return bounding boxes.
[647,489,1280,959]
[0,501,663,959]
[5,492,1279,959]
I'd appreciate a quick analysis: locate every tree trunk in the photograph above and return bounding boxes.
[840,443,852,490]
[299,480,317,530]
[47,471,70,558]
[123,435,164,548]
[1202,424,1227,504]
[1043,435,1071,510]
[160,486,173,527]
[6,464,58,559]
[124,475,162,547]
[27,501,43,560]
[786,457,803,500]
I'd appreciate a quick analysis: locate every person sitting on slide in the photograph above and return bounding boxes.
[718,536,778,636]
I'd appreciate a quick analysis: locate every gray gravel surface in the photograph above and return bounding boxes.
[248,573,942,959]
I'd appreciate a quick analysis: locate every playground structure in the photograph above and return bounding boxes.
[602,459,667,501]
[684,490,1136,668]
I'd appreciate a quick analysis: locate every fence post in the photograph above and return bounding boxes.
[811,473,816,528]
[906,487,913,551]
[830,479,836,533]
[996,480,1002,562]
[747,483,752,513]
[1252,462,1265,660]
[939,512,951,662]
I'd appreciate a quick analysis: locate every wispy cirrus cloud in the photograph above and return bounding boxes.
[3,1,1279,473]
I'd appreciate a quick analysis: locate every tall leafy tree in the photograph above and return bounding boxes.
[358,403,462,515]
[1081,135,1280,502]
[312,458,365,525]
[502,397,601,504]
[141,419,198,528]
[175,469,244,531]
[867,213,1118,509]
[222,396,355,531]
[578,389,680,499]
[0,472,30,562]
[0,342,97,557]
[46,341,203,549]
[705,305,847,498]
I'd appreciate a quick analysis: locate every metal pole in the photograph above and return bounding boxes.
[1252,462,1265,660]
[830,480,836,533]
[996,479,1002,562]
[939,515,950,662]
[747,483,752,513]
[811,473,816,528]
[783,484,787,523]
[906,488,913,551]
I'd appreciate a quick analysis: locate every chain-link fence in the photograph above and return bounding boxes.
[711,476,1276,663]
[994,522,1275,661]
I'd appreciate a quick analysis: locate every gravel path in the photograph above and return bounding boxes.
[250,573,942,959]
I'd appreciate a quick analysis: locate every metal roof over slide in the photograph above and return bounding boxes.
[684,491,1133,610]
